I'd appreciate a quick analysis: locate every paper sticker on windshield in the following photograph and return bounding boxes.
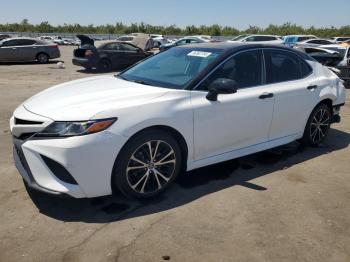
[187,51,212,58]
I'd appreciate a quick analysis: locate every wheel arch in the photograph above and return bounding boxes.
[110,125,189,193]
[300,98,334,140]
[36,51,49,59]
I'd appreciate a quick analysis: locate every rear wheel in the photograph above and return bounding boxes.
[112,130,182,199]
[301,103,332,146]
[97,59,112,72]
[36,53,49,64]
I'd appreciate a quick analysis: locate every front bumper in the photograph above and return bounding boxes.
[10,107,128,198]
[72,57,96,68]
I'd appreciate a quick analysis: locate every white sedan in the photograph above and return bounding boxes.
[10,43,346,199]
[229,35,283,45]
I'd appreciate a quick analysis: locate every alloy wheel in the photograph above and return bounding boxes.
[309,107,330,144]
[126,140,176,194]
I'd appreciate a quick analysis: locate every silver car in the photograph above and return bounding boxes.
[294,39,333,49]
[0,37,60,63]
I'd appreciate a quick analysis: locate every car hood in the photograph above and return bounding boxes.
[23,75,169,121]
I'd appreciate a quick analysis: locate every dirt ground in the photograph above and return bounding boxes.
[0,46,349,262]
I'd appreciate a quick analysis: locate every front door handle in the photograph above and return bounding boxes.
[307,85,318,90]
[259,92,274,99]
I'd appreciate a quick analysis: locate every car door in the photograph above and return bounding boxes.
[15,39,38,60]
[119,43,146,67]
[192,49,275,160]
[100,43,124,68]
[0,39,20,61]
[263,49,318,140]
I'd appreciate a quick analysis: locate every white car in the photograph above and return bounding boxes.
[294,39,333,49]
[229,34,283,45]
[39,36,65,45]
[10,43,346,199]
[329,37,350,43]
[150,34,168,47]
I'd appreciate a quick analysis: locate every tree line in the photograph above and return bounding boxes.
[1,20,350,37]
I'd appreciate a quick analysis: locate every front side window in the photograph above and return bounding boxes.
[119,43,139,52]
[2,40,20,47]
[264,50,306,84]
[120,47,222,89]
[198,50,263,90]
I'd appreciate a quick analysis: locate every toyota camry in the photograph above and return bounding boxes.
[10,42,346,199]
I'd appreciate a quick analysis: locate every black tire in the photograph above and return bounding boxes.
[97,59,112,72]
[36,53,49,64]
[300,103,332,146]
[112,129,182,199]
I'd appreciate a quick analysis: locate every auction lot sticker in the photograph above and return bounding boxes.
[187,51,212,58]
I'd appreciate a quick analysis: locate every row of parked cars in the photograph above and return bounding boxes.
[1,33,349,85]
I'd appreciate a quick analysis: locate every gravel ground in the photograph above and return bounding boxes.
[0,46,349,262]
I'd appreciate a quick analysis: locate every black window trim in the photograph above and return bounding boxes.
[193,48,265,91]
[262,48,313,85]
[192,47,313,92]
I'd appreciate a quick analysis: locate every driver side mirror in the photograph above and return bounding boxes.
[206,78,238,101]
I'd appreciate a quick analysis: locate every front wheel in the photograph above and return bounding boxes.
[301,103,332,146]
[112,130,182,199]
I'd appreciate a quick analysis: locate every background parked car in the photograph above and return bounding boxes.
[116,33,154,50]
[300,45,350,87]
[150,34,168,48]
[72,35,151,71]
[283,35,318,47]
[0,34,10,40]
[159,37,206,51]
[330,37,350,43]
[39,36,65,45]
[228,34,283,44]
[294,38,333,48]
[0,37,60,63]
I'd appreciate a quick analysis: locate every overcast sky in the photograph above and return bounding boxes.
[1,0,349,29]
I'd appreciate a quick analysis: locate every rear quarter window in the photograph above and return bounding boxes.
[264,49,311,84]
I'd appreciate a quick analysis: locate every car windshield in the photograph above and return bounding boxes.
[119,47,223,89]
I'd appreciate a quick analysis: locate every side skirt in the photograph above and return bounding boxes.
[186,133,302,171]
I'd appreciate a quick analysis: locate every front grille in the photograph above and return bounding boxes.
[17,132,36,140]
[15,118,43,125]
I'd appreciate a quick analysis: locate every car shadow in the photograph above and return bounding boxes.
[0,60,62,66]
[76,68,121,74]
[26,128,350,223]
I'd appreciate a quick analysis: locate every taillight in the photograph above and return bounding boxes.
[85,50,93,57]
[48,44,58,48]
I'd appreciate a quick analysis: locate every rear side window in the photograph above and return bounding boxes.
[198,50,263,90]
[264,49,311,84]
[16,39,37,46]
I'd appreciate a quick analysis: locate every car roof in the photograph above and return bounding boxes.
[177,42,310,58]
[1,37,38,41]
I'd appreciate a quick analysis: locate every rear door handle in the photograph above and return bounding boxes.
[259,92,274,99]
[307,85,318,90]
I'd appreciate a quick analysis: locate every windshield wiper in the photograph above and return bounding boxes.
[116,75,150,86]
[132,80,151,86]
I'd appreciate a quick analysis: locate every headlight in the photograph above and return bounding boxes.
[36,118,117,137]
